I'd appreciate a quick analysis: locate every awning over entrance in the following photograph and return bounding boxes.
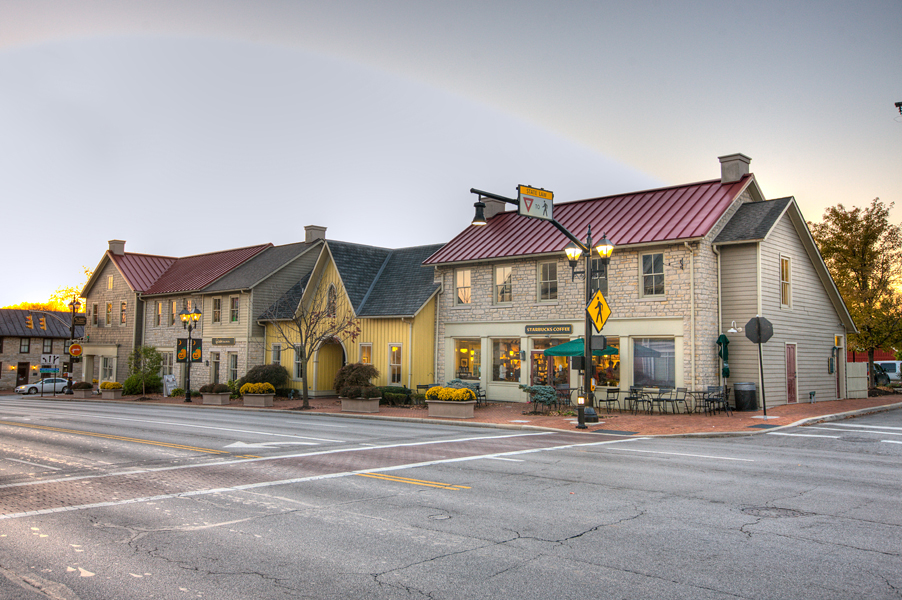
[543,338,619,357]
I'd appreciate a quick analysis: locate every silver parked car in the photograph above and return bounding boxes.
[15,378,69,395]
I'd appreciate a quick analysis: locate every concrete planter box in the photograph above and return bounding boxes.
[427,400,477,419]
[243,393,274,407]
[202,393,232,406]
[101,389,123,400]
[341,398,380,413]
[71,389,93,399]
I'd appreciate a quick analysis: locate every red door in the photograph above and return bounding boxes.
[786,344,797,404]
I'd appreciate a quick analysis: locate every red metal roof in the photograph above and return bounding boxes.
[424,177,752,265]
[144,244,272,295]
[109,253,176,292]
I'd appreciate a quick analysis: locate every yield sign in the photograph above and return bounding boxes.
[586,289,611,332]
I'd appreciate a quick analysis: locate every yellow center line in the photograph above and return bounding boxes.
[356,472,470,490]
[0,420,248,456]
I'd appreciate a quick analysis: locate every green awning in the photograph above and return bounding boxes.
[543,338,619,357]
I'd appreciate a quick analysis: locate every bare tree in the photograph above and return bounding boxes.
[259,278,360,408]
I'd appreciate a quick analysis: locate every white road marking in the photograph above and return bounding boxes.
[768,432,840,438]
[821,423,902,432]
[224,441,318,449]
[881,440,902,445]
[486,457,524,462]
[606,448,755,461]
[0,434,638,519]
[4,458,61,470]
[805,426,902,436]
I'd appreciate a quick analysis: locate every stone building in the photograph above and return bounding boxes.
[423,154,856,406]
[0,309,84,391]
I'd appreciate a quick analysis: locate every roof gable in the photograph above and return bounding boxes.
[203,242,318,293]
[714,197,792,244]
[356,244,444,317]
[425,176,753,265]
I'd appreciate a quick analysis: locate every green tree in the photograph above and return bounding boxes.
[809,198,902,386]
[127,346,164,396]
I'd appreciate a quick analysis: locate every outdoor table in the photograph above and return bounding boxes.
[687,390,708,413]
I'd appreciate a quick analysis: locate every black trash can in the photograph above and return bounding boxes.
[734,382,758,411]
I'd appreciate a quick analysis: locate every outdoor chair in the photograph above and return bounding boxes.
[666,387,690,414]
[649,387,673,414]
[600,388,621,412]
[626,386,650,414]
[704,386,732,416]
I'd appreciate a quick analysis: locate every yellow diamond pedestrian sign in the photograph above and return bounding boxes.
[586,289,611,332]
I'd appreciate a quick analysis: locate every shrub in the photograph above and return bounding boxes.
[342,385,380,399]
[170,387,185,397]
[124,373,161,395]
[275,388,294,398]
[519,384,557,406]
[239,364,289,389]
[240,382,276,396]
[72,381,93,390]
[444,378,480,392]
[425,386,475,401]
[226,379,241,398]
[333,363,380,397]
[100,381,122,390]
[200,383,231,394]
[383,392,409,405]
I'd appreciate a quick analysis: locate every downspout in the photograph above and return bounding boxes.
[712,244,723,388]
[684,242,695,390]
[403,317,413,390]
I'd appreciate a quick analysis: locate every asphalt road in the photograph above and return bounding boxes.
[0,396,900,599]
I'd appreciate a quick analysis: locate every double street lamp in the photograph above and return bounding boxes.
[471,188,614,429]
[179,306,202,403]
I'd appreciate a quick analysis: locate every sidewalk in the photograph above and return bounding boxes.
[51,392,902,437]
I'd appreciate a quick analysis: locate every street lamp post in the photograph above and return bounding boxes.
[470,188,614,430]
[179,306,202,403]
[66,297,81,394]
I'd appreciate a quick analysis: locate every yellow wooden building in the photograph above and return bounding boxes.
[260,240,443,395]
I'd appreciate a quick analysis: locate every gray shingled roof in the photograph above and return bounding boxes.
[327,241,394,309]
[202,242,315,292]
[714,198,792,244]
[0,309,84,338]
[355,244,444,316]
[260,273,311,320]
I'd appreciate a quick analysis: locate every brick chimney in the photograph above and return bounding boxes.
[305,225,327,243]
[108,240,126,255]
[718,153,751,184]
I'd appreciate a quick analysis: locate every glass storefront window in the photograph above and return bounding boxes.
[633,338,675,387]
[592,337,620,387]
[454,339,481,379]
[492,338,521,382]
[531,339,570,386]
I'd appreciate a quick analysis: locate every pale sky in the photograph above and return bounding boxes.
[2,0,900,306]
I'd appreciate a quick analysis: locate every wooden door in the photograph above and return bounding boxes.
[17,363,29,387]
[786,343,797,404]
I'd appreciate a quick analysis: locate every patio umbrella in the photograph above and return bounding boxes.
[717,333,730,378]
[543,338,618,357]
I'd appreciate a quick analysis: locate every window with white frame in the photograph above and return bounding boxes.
[272,344,281,364]
[538,261,557,301]
[170,301,177,326]
[230,297,239,323]
[633,338,675,387]
[20,338,30,353]
[101,357,113,381]
[780,255,792,308]
[107,276,113,290]
[105,303,112,326]
[43,339,52,353]
[155,302,162,326]
[92,303,98,326]
[360,343,372,365]
[160,352,173,376]
[228,353,238,381]
[590,257,608,295]
[120,301,127,325]
[492,338,521,382]
[455,269,472,304]
[389,344,402,384]
[212,298,222,323]
[641,253,664,297]
[294,345,304,379]
[494,265,512,304]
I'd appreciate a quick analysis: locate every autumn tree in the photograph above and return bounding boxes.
[259,277,361,409]
[809,198,902,386]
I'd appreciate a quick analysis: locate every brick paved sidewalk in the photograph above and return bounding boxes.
[47,391,902,437]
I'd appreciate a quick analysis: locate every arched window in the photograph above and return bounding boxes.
[327,285,337,317]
